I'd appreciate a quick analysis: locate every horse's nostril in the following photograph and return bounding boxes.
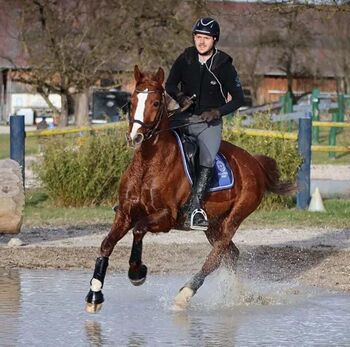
[132,133,144,146]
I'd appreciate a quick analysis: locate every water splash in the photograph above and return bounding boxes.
[192,267,305,309]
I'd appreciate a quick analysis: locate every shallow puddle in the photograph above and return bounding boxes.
[0,268,349,346]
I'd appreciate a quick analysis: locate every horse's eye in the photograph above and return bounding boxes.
[153,101,160,107]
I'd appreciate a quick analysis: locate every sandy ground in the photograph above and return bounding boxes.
[0,224,349,293]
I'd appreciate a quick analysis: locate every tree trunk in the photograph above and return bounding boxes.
[75,90,89,126]
[38,91,60,115]
[59,93,69,127]
[286,70,296,103]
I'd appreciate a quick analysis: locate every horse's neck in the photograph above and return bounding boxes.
[133,129,175,166]
[131,109,175,166]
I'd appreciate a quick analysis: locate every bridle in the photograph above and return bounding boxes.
[126,88,207,146]
[126,88,166,146]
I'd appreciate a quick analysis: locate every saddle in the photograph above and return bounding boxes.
[173,129,234,192]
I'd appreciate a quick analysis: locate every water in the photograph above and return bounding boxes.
[0,268,349,347]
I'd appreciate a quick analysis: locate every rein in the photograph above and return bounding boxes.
[128,88,206,146]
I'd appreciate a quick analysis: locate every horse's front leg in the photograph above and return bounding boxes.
[128,229,147,286]
[85,209,131,313]
[128,208,174,286]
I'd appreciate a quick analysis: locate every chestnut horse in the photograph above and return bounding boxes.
[85,65,295,312]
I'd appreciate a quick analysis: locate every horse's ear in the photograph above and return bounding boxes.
[155,67,164,84]
[134,65,142,82]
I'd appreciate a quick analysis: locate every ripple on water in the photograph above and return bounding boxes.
[0,269,349,347]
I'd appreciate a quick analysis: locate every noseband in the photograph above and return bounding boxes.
[127,88,166,145]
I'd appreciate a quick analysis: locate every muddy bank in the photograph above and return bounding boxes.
[0,224,349,292]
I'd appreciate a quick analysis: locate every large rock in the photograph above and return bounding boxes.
[0,159,24,234]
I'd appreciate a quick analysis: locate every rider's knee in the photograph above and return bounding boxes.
[199,156,215,168]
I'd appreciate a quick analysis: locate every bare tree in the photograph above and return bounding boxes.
[4,0,206,126]
[260,4,316,102]
[324,10,350,93]
[233,14,267,106]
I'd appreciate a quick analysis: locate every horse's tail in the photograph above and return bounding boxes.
[254,154,297,196]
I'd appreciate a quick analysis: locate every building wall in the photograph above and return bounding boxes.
[257,76,338,104]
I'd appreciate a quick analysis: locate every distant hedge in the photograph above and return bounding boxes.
[35,116,301,208]
[223,114,301,209]
[35,126,132,207]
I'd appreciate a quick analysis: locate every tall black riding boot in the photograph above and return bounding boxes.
[182,165,213,230]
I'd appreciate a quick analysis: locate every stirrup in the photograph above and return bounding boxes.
[190,208,208,231]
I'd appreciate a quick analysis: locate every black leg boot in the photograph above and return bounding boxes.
[85,257,109,312]
[182,165,213,230]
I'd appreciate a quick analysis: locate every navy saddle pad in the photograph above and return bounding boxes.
[173,131,234,192]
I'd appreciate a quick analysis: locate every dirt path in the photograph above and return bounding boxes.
[1,224,349,292]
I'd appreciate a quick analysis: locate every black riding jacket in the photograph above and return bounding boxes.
[165,46,245,116]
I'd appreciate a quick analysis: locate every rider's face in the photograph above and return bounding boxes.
[194,34,215,55]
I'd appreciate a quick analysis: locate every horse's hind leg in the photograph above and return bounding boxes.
[174,236,231,310]
[174,214,243,309]
[221,241,240,269]
[85,209,131,313]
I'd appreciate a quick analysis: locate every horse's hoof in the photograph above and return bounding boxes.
[128,264,148,286]
[172,287,194,310]
[85,302,103,313]
[85,290,104,313]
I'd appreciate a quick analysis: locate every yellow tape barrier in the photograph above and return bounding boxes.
[312,121,350,128]
[311,145,350,153]
[26,122,125,138]
[25,121,350,152]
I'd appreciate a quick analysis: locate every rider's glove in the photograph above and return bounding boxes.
[200,109,221,122]
[176,92,193,110]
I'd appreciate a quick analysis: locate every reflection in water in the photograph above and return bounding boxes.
[0,268,21,346]
[171,310,239,346]
[0,270,349,347]
[127,333,146,347]
[85,320,105,347]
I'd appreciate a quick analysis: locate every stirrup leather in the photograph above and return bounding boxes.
[190,208,208,230]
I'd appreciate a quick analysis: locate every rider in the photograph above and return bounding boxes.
[165,17,245,230]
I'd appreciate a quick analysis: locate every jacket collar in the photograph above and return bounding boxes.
[183,46,232,70]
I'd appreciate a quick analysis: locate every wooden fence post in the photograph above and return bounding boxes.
[297,112,312,209]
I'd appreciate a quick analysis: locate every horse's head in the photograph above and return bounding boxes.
[127,65,165,147]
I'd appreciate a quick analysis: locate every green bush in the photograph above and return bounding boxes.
[223,114,302,209]
[36,115,301,209]
[35,126,132,207]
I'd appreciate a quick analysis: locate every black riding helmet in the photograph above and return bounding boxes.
[192,17,220,42]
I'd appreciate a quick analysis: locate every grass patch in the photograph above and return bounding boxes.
[311,127,350,164]
[24,189,114,226]
[24,189,350,229]
[0,133,40,159]
[242,198,350,229]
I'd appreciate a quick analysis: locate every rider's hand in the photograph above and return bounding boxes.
[200,109,221,122]
[176,93,193,110]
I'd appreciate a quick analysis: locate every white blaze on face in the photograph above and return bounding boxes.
[130,89,148,140]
